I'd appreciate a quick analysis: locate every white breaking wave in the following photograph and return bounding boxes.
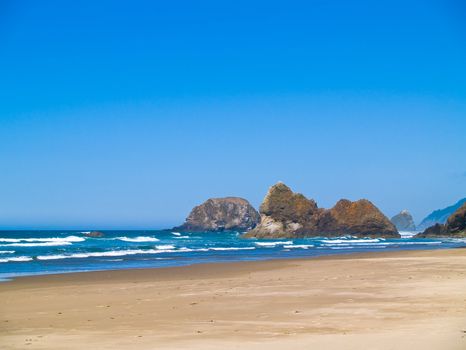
[116,236,160,242]
[255,241,293,247]
[322,241,442,247]
[0,235,85,246]
[36,247,200,260]
[174,235,189,239]
[0,235,85,243]
[320,239,381,244]
[382,241,442,246]
[0,256,33,263]
[209,247,256,251]
[1,241,76,247]
[171,232,181,236]
[37,249,163,260]
[156,244,176,250]
[0,250,15,254]
[398,231,417,238]
[283,244,314,249]
[34,245,257,261]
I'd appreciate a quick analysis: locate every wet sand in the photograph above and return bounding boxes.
[1,249,466,349]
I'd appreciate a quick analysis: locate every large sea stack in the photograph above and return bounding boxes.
[415,202,466,238]
[174,197,260,232]
[244,182,399,239]
[390,210,416,231]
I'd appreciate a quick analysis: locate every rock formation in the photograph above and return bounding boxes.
[84,231,105,238]
[174,197,260,232]
[417,198,466,231]
[244,182,399,238]
[416,202,466,238]
[390,210,416,231]
[243,182,320,238]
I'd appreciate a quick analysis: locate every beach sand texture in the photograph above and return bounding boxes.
[1,249,466,349]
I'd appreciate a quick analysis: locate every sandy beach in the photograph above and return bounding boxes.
[1,249,466,349]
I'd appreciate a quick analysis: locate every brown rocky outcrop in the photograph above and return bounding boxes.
[324,199,399,236]
[244,182,399,238]
[173,197,260,232]
[84,231,105,238]
[416,202,466,238]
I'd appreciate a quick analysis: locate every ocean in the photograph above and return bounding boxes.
[1,230,465,281]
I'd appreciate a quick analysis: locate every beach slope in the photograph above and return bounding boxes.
[1,249,466,349]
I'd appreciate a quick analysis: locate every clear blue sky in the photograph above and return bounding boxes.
[1,0,465,229]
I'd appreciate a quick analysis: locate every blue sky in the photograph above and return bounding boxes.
[1,0,465,229]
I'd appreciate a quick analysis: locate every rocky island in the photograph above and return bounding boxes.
[244,182,399,238]
[390,210,416,231]
[83,231,105,238]
[415,202,466,238]
[173,197,260,232]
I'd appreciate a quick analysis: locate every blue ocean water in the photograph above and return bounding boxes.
[0,230,465,281]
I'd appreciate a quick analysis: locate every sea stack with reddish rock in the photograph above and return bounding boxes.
[415,202,466,238]
[244,182,399,238]
[173,197,260,232]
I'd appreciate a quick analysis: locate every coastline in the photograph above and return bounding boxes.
[1,248,466,349]
[0,245,457,284]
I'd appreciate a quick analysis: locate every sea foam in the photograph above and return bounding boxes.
[116,236,160,242]
[320,239,381,244]
[156,244,176,249]
[255,241,293,247]
[0,256,33,263]
[283,244,314,249]
[209,247,256,251]
[0,235,85,243]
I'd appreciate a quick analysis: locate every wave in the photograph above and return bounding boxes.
[116,236,160,242]
[0,235,85,246]
[1,241,76,247]
[209,247,256,251]
[0,235,85,243]
[171,232,181,236]
[283,244,314,249]
[320,239,381,244]
[329,246,357,250]
[255,241,293,247]
[0,250,15,254]
[34,245,258,261]
[36,247,200,260]
[174,235,189,239]
[156,244,176,249]
[322,240,442,247]
[0,256,33,263]
[381,241,442,246]
[37,249,162,260]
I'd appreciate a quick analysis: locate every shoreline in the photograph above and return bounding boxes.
[0,246,447,284]
[1,248,466,349]
[0,243,455,284]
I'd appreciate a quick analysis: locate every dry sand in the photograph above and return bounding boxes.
[1,249,466,349]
